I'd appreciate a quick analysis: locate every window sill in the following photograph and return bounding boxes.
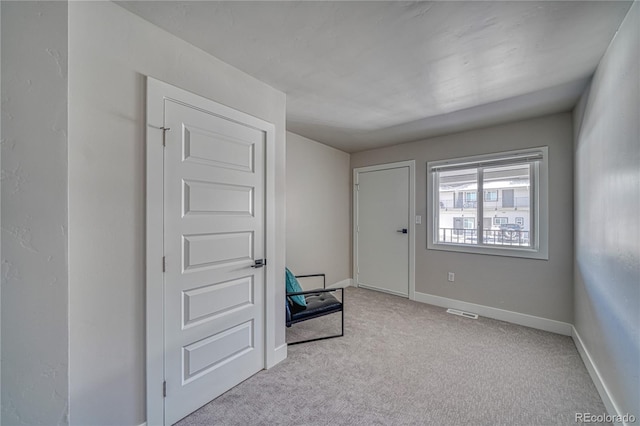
[427,241,548,260]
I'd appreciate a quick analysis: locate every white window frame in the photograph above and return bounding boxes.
[427,147,549,260]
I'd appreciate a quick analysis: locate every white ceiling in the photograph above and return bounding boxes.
[118,1,632,153]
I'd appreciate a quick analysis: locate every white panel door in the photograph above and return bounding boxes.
[164,99,265,424]
[356,166,410,296]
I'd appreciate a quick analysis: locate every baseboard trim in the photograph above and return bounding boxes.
[571,326,626,424]
[267,343,288,369]
[328,278,353,289]
[414,292,572,336]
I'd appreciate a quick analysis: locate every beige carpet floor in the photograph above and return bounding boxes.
[177,287,609,425]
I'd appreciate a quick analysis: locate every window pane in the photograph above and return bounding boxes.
[484,190,498,201]
[438,168,477,244]
[482,164,531,247]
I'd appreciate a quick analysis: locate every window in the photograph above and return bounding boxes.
[452,217,475,229]
[450,217,476,243]
[494,217,508,225]
[464,191,477,207]
[427,147,548,259]
[484,190,498,201]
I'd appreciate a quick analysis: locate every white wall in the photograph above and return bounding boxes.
[351,113,574,323]
[286,132,351,287]
[68,2,286,425]
[1,2,69,424]
[573,2,639,418]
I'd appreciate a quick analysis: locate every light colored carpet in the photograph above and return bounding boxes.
[177,287,609,425]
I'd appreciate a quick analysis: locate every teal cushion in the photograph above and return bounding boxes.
[285,268,307,307]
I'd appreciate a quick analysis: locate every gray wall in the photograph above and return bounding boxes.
[573,2,639,418]
[351,113,574,323]
[286,132,351,287]
[67,2,286,425]
[0,2,2,415]
[1,2,69,424]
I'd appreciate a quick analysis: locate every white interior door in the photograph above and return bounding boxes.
[163,99,265,424]
[355,164,411,297]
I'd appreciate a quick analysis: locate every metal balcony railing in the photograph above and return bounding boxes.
[439,197,530,210]
[439,200,475,209]
[483,196,530,209]
[438,228,530,247]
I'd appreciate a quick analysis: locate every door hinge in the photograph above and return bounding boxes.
[161,127,170,147]
[148,124,170,147]
[162,256,166,272]
[163,381,167,398]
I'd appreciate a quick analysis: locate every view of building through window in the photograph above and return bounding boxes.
[437,164,531,247]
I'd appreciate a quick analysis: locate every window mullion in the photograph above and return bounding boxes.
[530,163,536,249]
[434,172,440,244]
[477,168,484,246]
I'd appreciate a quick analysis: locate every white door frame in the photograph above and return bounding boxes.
[145,77,280,425]
[353,160,416,300]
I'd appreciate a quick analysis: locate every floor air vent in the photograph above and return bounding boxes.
[446,308,478,319]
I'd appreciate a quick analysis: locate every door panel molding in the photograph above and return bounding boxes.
[353,160,415,300]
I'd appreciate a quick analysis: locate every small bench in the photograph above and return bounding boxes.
[286,273,344,345]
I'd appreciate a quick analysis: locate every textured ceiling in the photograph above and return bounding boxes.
[118,1,632,152]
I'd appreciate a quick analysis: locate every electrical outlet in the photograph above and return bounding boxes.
[448,272,455,282]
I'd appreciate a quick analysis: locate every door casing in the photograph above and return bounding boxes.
[145,77,281,425]
[353,160,416,300]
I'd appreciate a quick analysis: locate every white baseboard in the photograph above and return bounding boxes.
[328,278,353,289]
[267,343,287,369]
[572,326,626,424]
[414,291,573,336]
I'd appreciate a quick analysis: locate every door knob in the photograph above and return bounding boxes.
[397,228,408,234]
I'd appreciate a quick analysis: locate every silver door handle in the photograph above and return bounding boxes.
[397,229,408,234]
